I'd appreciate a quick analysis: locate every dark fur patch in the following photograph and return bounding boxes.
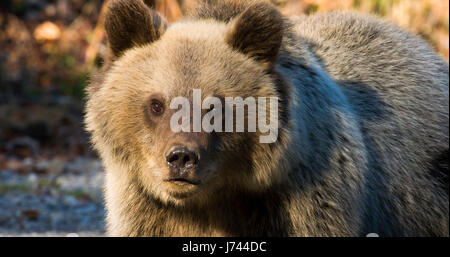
[143,0,155,8]
[224,2,284,67]
[105,0,167,57]
[430,149,449,192]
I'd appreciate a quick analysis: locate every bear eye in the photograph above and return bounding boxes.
[150,99,164,116]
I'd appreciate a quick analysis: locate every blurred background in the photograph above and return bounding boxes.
[0,0,448,236]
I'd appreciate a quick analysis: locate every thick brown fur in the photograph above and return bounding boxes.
[85,0,449,236]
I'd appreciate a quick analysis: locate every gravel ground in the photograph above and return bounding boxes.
[0,158,106,237]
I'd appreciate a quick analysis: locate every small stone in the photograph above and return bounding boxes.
[22,210,40,221]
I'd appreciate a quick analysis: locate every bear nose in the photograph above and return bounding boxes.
[166,147,199,173]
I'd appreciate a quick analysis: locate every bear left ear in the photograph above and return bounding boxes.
[225,2,284,69]
[105,0,168,58]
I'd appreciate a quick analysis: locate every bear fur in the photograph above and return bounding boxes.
[85,0,449,236]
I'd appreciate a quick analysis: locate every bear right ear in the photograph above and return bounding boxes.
[224,2,284,69]
[105,0,167,58]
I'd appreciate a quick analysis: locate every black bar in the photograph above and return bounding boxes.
[0,237,447,256]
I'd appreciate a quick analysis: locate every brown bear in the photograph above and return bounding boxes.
[85,0,449,236]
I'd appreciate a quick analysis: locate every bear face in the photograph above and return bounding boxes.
[86,0,289,206]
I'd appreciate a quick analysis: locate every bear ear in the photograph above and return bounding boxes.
[224,2,284,69]
[105,0,167,58]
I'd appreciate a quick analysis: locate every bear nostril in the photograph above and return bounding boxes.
[166,147,198,172]
[167,154,179,163]
[183,155,193,166]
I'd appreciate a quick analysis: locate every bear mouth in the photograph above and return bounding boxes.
[164,178,201,186]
